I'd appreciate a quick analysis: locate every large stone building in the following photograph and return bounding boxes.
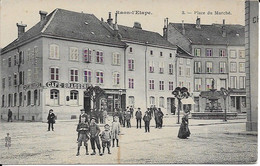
[0,9,177,121]
[166,18,245,113]
[0,9,126,121]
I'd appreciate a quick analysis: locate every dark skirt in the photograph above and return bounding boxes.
[178,123,191,139]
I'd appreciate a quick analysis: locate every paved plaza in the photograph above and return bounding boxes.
[0,116,257,164]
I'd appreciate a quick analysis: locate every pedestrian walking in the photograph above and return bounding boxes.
[130,106,134,118]
[143,111,151,133]
[118,109,124,125]
[125,110,131,128]
[178,110,191,139]
[7,109,12,122]
[157,108,164,129]
[135,108,142,129]
[111,116,120,147]
[154,107,159,128]
[100,124,112,154]
[103,109,108,124]
[76,116,89,156]
[89,117,102,155]
[47,109,56,131]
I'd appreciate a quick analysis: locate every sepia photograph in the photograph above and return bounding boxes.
[0,0,258,164]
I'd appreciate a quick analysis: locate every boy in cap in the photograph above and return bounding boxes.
[76,116,89,156]
[89,117,102,155]
[77,109,89,142]
[100,124,112,154]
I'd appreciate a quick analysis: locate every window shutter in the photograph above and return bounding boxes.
[45,90,50,105]
[78,91,83,106]
[59,89,65,105]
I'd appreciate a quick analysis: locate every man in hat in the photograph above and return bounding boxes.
[89,117,102,155]
[135,108,142,129]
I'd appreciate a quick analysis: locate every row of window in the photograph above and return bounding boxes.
[149,62,174,74]
[1,90,40,108]
[194,62,245,74]
[194,48,245,58]
[194,76,245,92]
[129,47,175,59]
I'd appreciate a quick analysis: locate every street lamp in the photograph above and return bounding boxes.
[220,87,230,121]
[119,89,122,109]
[172,87,190,124]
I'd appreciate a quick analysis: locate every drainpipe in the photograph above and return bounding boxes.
[145,42,148,108]
[17,47,20,120]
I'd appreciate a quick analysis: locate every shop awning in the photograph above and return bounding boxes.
[181,97,195,104]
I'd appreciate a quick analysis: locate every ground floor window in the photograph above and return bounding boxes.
[128,96,135,107]
[50,89,59,106]
[70,90,79,105]
[149,96,155,106]
[159,97,165,108]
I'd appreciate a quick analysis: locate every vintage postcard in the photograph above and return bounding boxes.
[0,0,258,164]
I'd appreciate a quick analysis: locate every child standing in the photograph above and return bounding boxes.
[100,124,112,154]
[111,116,120,147]
[76,116,89,156]
[89,117,102,155]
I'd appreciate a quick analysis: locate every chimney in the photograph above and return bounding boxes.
[196,17,201,29]
[16,22,27,38]
[182,20,185,35]
[39,10,48,21]
[107,12,113,26]
[222,19,226,37]
[163,18,168,39]
[113,13,119,37]
[133,22,142,29]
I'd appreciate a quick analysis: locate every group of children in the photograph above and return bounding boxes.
[76,109,120,156]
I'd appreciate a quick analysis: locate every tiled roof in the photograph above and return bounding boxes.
[177,45,192,58]
[117,25,176,49]
[2,9,125,53]
[169,23,245,46]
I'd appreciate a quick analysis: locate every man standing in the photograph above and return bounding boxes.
[7,109,12,122]
[135,108,142,129]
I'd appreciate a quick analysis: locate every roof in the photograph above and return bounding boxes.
[2,9,125,53]
[117,25,176,49]
[176,45,192,58]
[169,23,245,46]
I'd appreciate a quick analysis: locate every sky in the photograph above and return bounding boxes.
[0,0,245,48]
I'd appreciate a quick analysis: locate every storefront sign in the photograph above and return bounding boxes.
[23,83,42,90]
[45,82,90,89]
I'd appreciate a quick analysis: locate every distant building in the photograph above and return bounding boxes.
[103,13,177,114]
[166,18,245,113]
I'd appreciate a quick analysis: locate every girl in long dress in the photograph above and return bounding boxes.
[178,111,191,139]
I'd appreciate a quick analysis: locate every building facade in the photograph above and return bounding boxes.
[0,9,126,121]
[166,18,245,113]
[0,9,178,121]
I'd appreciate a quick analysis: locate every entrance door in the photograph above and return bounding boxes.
[84,96,91,114]
[167,98,176,114]
[236,97,241,113]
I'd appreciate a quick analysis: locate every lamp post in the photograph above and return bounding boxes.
[119,89,122,109]
[220,87,230,121]
[172,87,190,124]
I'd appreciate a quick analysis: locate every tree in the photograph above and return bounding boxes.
[84,85,105,112]
[172,87,190,124]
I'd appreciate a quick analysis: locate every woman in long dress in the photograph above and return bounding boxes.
[178,111,191,139]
